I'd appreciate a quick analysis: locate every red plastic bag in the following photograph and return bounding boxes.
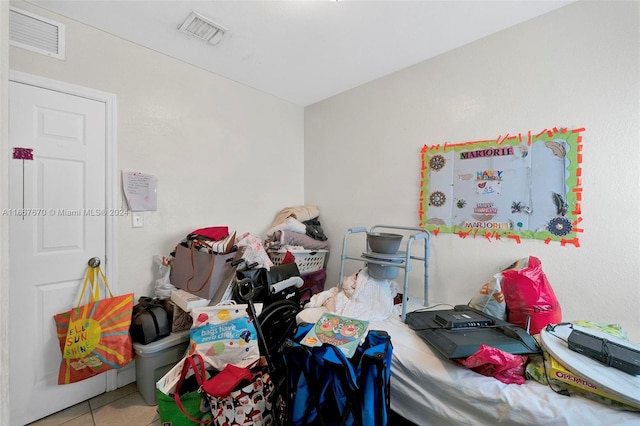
[202,363,253,398]
[501,256,562,334]
[188,226,229,241]
[459,344,528,384]
[281,250,296,264]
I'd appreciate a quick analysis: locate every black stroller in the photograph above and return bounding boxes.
[231,260,310,424]
[232,260,310,366]
[231,261,393,426]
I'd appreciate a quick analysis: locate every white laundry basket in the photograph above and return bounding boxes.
[269,249,328,273]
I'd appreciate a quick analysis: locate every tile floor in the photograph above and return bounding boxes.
[27,383,160,426]
[27,384,417,426]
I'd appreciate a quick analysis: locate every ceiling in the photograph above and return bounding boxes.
[28,0,575,106]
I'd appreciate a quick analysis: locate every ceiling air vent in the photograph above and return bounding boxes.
[9,7,65,60]
[178,11,226,45]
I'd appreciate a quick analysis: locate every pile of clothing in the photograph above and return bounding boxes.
[264,205,330,252]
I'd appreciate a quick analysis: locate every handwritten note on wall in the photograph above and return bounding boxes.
[122,171,157,211]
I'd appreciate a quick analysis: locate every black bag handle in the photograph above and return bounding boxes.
[132,297,167,343]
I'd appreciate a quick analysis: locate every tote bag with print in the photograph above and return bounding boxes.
[54,259,134,384]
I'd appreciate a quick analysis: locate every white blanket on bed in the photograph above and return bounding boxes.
[296,307,640,425]
[304,269,399,321]
[377,316,640,426]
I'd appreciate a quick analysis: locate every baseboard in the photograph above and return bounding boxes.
[116,360,137,388]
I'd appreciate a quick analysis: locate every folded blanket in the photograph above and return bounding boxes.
[271,205,320,227]
[265,230,331,251]
[266,217,307,238]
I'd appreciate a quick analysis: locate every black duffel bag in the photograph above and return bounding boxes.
[130,297,171,344]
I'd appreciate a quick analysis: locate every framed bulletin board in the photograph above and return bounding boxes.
[419,127,584,246]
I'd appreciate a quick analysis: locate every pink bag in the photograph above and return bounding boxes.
[501,256,562,334]
[459,344,528,385]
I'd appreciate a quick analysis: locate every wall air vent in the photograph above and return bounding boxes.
[178,11,226,45]
[9,7,65,60]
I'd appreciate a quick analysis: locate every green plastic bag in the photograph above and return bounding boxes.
[156,354,214,425]
[156,388,213,426]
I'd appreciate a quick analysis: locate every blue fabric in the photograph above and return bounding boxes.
[283,323,392,426]
[359,330,392,426]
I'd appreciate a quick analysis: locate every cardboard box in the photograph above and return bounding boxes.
[170,289,209,312]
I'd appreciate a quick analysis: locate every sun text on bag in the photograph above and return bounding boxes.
[64,318,101,359]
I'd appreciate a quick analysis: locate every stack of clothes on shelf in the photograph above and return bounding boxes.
[264,205,330,304]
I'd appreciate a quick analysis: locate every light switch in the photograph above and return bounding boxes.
[132,212,144,228]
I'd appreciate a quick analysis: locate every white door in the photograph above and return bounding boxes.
[9,80,109,425]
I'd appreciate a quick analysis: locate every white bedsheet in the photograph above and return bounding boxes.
[373,316,640,426]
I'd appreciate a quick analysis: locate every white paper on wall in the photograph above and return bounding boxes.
[122,171,158,211]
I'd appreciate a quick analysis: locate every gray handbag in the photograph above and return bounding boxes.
[170,242,244,302]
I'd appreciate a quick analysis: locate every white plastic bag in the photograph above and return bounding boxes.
[235,232,274,269]
[153,255,177,299]
[188,304,260,370]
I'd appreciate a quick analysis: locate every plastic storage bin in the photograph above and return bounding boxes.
[133,330,190,405]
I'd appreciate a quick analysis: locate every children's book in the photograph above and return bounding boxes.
[301,313,369,358]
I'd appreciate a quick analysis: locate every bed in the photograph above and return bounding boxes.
[297,303,639,425]
[373,315,639,426]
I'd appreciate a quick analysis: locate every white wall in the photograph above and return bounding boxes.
[7,1,305,301]
[3,3,302,421]
[305,1,640,341]
[0,1,10,424]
